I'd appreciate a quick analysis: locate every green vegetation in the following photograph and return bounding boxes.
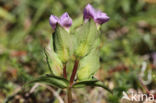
[0,0,156,103]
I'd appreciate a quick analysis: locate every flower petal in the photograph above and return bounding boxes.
[83,4,96,20]
[94,11,110,24]
[49,15,59,29]
[83,4,110,25]
[59,12,72,29]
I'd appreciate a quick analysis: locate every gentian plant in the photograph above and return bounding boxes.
[28,4,111,103]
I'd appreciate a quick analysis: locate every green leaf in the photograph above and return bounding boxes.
[0,7,16,22]
[75,20,99,58]
[44,37,63,76]
[53,26,72,63]
[73,79,112,93]
[93,81,113,93]
[77,48,100,80]
[72,79,98,88]
[26,74,69,89]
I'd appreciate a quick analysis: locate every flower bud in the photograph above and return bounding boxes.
[58,12,72,31]
[49,15,59,30]
[83,4,95,21]
[49,12,72,31]
[94,11,110,24]
[83,4,109,25]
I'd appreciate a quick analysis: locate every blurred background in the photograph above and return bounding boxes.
[0,0,156,103]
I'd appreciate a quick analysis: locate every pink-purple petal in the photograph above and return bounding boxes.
[83,4,110,25]
[83,4,96,20]
[49,12,72,30]
[94,11,110,24]
[59,12,72,29]
[49,15,59,29]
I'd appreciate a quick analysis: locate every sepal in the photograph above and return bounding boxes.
[53,26,71,63]
[44,37,63,76]
[75,20,99,58]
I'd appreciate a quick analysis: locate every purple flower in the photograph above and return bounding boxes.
[59,13,72,29]
[49,12,72,30]
[83,4,95,20]
[83,4,110,25]
[49,15,59,30]
[94,11,110,24]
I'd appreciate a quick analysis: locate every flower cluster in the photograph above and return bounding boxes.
[47,3,110,82]
[49,4,109,30]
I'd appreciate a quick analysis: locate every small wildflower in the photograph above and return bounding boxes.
[49,12,72,31]
[83,4,109,25]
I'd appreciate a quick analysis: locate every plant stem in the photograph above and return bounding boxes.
[63,64,67,79]
[67,59,79,103]
[70,59,79,86]
[67,87,72,103]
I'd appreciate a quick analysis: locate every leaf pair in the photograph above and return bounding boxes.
[26,74,112,93]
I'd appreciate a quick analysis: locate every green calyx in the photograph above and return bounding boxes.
[74,20,99,58]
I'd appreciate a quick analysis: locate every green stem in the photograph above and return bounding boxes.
[67,87,72,103]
